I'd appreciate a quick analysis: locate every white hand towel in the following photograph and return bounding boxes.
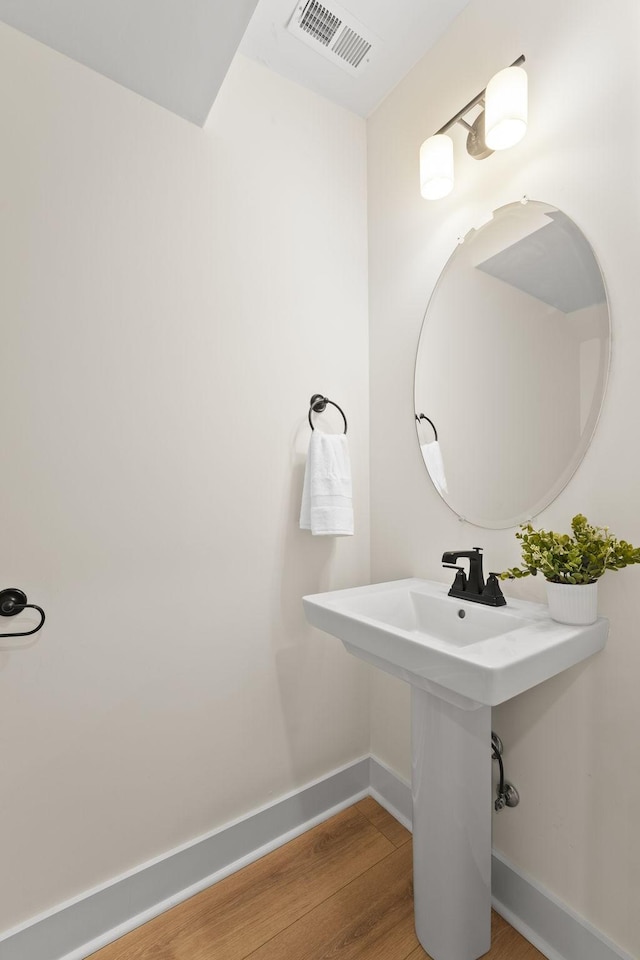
[300,431,354,536]
[421,440,448,493]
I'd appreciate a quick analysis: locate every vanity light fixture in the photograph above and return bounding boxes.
[419,134,454,200]
[420,55,527,200]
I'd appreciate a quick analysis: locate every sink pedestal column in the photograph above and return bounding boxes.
[411,686,492,960]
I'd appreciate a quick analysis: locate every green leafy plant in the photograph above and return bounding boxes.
[501,514,640,584]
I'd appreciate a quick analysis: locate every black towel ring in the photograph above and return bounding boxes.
[416,413,438,441]
[308,394,348,434]
[0,588,46,638]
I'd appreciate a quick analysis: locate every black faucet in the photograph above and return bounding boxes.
[441,547,506,607]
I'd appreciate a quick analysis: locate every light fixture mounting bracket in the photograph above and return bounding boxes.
[466,110,493,160]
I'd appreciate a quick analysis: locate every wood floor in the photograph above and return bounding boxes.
[89,798,545,960]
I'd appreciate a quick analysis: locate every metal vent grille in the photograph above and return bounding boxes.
[299,1,342,47]
[333,25,371,68]
[287,0,378,76]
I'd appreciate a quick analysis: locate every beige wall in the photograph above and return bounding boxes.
[367,0,640,955]
[0,27,370,932]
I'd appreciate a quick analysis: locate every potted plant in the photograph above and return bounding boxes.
[501,514,640,624]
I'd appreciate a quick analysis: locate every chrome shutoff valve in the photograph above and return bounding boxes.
[495,782,520,811]
[492,731,520,812]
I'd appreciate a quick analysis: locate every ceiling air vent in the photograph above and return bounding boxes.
[287,1,378,76]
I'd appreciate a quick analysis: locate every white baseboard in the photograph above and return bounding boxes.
[368,758,633,960]
[0,756,632,960]
[368,755,412,829]
[0,758,370,960]
[491,850,635,960]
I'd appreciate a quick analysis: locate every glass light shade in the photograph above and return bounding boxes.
[420,135,454,199]
[484,66,528,150]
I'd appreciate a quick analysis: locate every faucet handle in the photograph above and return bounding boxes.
[483,572,506,605]
[444,565,467,593]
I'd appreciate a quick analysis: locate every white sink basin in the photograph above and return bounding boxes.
[303,578,608,705]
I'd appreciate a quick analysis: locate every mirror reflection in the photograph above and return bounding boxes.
[414,200,610,528]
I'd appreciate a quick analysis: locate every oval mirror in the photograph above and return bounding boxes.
[414,200,610,528]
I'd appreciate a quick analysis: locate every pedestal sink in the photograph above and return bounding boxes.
[303,579,608,960]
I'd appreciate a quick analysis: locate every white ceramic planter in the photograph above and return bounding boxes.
[545,580,598,625]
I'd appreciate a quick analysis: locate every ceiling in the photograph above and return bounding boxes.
[0,0,260,125]
[240,0,471,117]
[0,0,471,124]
